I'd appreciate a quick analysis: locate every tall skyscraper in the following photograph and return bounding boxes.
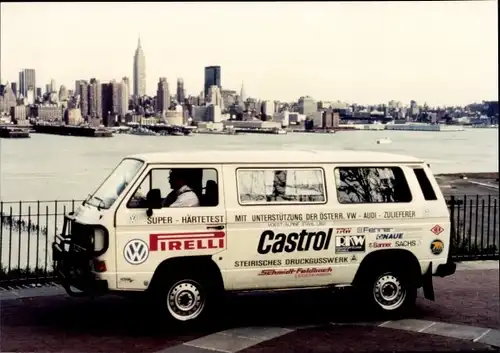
[133,36,146,100]
[88,78,102,118]
[10,82,17,97]
[239,81,247,109]
[18,69,36,97]
[204,66,221,97]
[156,77,170,113]
[119,77,129,117]
[78,80,89,118]
[177,78,185,104]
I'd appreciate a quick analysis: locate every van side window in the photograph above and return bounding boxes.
[237,168,326,205]
[127,168,219,208]
[413,168,438,200]
[334,167,412,204]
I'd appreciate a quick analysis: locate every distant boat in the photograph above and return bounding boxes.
[129,127,158,136]
[377,137,392,144]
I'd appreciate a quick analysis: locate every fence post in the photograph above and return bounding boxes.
[8,207,13,273]
[17,201,22,271]
[36,201,40,269]
[27,206,31,270]
[0,201,3,269]
[449,196,456,256]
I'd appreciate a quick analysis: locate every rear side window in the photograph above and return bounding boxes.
[237,168,327,205]
[413,168,438,200]
[334,167,412,204]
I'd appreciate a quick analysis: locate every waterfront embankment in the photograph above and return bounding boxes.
[435,172,499,197]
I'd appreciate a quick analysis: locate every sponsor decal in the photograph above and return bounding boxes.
[149,231,225,251]
[285,256,349,265]
[309,212,356,220]
[240,212,357,226]
[431,225,444,236]
[235,259,282,268]
[182,215,224,224]
[335,235,366,253]
[430,239,444,255]
[234,256,350,268]
[235,215,247,222]
[258,267,333,278]
[336,228,352,234]
[395,240,420,247]
[123,239,149,265]
[358,227,393,233]
[252,213,303,223]
[257,229,332,254]
[363,212,377,219]
[351,255,358,262]
[383,211,416,219]
[376,233,404,240]
[147,216,173,225]
[369,242,392,248]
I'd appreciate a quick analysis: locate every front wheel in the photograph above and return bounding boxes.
[154,272,216,326]
[367,270,417,318]
[166,279,206,322]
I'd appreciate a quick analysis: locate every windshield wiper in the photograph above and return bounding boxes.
[93,196,105,211]
[85,195,105,210]
[82,193,92,206]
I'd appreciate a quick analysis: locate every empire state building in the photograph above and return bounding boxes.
[133,36,146,100]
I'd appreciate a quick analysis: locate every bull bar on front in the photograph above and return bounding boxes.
[52,213,108,296]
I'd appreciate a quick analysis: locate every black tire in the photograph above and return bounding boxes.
[363,266,417,319]
[153,270,218,327]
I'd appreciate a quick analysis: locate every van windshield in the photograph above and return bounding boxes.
[86,158,144,210]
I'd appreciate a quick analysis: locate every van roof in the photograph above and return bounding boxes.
[128,150,424,164]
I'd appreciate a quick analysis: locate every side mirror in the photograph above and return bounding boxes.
[146,189,162,217]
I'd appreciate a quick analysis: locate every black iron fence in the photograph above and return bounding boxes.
[0,195,498,286]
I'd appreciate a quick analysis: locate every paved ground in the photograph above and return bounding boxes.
[436,173,499,197]
[1,261,498,353]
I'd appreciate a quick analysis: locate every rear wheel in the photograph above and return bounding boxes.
[366,268,417,318]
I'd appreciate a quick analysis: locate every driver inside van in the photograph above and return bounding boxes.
[163,169,200,207]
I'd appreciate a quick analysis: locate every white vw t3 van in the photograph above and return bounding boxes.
[52,150,456,323]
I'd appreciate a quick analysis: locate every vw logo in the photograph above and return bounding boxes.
[124,239,149,265]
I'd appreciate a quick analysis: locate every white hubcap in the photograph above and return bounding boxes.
[373,273,406,310]
[167,280,205,321]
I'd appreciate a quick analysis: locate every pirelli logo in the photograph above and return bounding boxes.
[149,231,225,251]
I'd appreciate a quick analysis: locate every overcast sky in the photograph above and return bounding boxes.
[1,1,498,106]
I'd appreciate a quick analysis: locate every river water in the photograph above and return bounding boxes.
[0,128,498,201]
[0,128,497,271]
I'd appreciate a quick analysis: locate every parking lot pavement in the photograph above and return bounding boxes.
[1,264,498,352]
[414,268,499,329]
[237,325,497,353]
[0,295,228,353]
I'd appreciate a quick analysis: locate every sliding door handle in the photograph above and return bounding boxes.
[207,225,225,230]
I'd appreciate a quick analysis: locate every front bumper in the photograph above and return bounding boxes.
[52,238,108,296]
[52,214,109,297]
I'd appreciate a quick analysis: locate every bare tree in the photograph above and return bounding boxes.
[337,167,397,203]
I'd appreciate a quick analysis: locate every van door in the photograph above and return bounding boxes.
[114,164,226,290]
[219,165,334,290]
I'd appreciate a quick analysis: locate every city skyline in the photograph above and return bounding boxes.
[0,2,498,106]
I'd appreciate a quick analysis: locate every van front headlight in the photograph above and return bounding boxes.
[94,228,106,253]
